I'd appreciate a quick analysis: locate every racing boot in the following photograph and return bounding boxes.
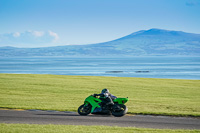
[105,101,114,109]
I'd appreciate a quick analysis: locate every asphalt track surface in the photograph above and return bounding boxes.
[0,109,200,129]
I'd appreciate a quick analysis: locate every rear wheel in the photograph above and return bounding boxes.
[112,104,127,117]
[78,104,92,116]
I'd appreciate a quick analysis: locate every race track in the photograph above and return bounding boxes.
[0,109,200,129]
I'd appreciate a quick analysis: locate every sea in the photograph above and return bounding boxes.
[0,56,200,80]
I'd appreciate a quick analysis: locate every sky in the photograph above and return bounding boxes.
[0,0,200,48]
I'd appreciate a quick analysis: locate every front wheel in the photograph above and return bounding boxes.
[112,104,128,117]
[78,104,92,116]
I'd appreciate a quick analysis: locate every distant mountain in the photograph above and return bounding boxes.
[0,29,200,57]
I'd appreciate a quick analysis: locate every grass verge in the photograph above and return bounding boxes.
[0,73,200,117]
[0,124,200,133]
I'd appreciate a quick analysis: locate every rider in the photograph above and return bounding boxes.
[100,88,117,106]
[93,88,117,113]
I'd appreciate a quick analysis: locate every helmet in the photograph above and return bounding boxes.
[101,88,109,94]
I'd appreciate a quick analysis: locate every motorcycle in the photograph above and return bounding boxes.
[78,94,129,117]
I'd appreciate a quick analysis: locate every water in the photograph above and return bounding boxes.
[0,56,200,80]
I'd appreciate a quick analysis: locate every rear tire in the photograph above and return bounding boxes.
[112,104,127,117]
[78,104,92,116]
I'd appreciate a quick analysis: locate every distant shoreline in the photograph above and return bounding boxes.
[0,57,199,80]
[0,73,200,80]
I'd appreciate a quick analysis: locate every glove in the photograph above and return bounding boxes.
[93,94,98,97]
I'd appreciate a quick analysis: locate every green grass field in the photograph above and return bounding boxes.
[0,124,199,133]
[0,73,200,117]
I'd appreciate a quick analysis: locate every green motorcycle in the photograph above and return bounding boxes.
[78,94,128,117]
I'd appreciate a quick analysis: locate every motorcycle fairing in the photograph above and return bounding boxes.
[113,98,129,104]
[84,95,102,113]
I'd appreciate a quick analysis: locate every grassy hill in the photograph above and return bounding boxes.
[0,73,200,117]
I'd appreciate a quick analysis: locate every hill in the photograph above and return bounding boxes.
[1,29,200,56]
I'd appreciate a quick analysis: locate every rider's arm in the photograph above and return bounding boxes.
[93,93,104,97]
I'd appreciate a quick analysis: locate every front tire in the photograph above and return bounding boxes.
[78,104,92,116]
[112,104,128,117]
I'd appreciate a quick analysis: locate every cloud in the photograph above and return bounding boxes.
[0,30,59,47]
[48,30,59,41]
[186,0,200,6]
[13,32,20,37]
[31,31,44,37]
